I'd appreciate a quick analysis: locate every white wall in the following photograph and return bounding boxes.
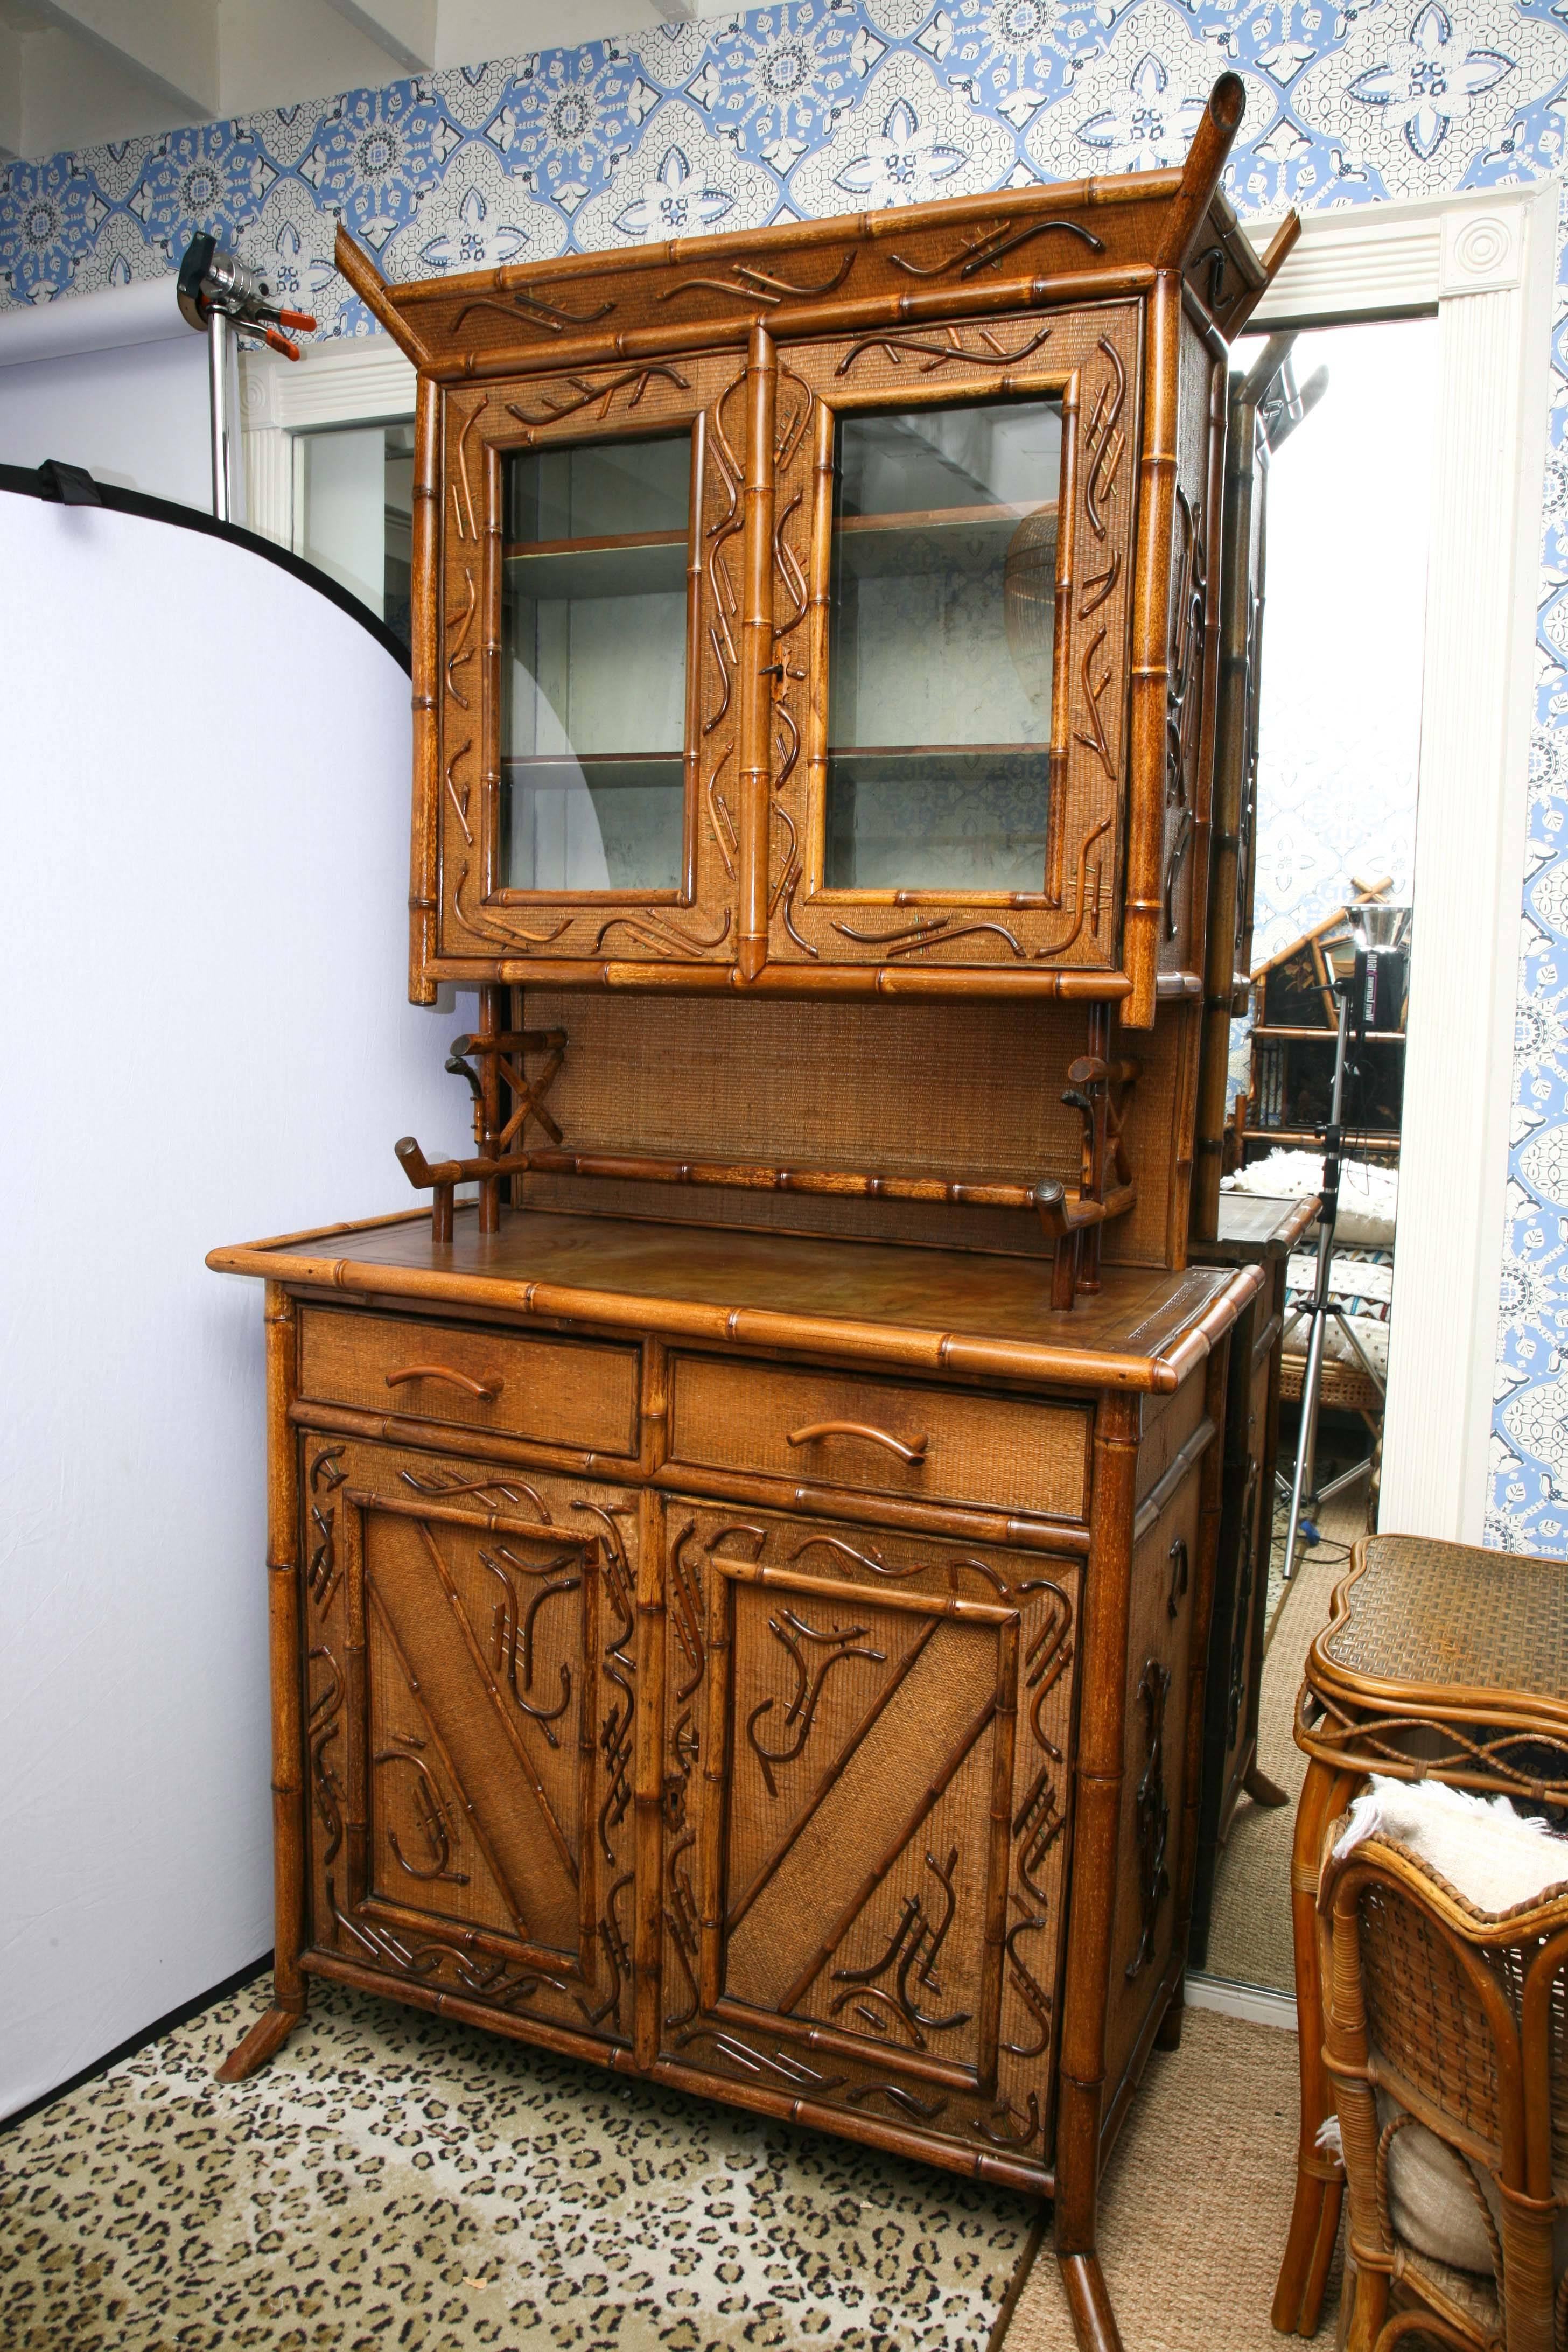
[0,492,475,2118]
[0,330,212,509]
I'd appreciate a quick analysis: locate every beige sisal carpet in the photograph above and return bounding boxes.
[1203,1490,1365,1993]
[1004,2006,1341,2350]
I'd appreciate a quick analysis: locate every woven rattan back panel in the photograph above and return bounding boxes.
[1361,1879,1507,2156]
[1319,1538,1568,1704]
[519,992,1188,1265]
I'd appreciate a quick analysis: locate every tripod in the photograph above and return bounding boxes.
[1279,966,1388,1581]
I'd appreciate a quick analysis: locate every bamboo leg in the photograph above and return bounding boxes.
[1244,1760,1290,1808]
[1057,2250,1128,2352]
[1054,1391,1140,2352]
[219,1284,308,2082]
[1270,1759,1355,2334]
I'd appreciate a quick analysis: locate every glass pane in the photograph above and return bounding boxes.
[295,421,415,652]
[826,398,1063,892]
[501,431,690,893]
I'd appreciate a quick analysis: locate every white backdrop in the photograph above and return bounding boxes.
[0,493,474,2117]
[0,287,211,509]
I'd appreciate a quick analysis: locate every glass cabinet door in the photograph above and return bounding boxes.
[765,312,1139,976]
[824,398,1064,896]
[501,430,692,895]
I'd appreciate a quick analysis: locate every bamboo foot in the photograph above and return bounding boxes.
[215,2002,304,2083]
[1271,2167,1344,2336]
[1244,1763,1290,1808]
[1058,2251,1127,2352]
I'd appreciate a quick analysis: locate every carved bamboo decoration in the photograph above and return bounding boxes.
[738,324,778,981]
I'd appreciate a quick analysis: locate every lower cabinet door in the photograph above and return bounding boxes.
[298,1432,640,2045]
[659,1502,1080,2173]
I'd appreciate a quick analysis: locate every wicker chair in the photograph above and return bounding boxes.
[1276,1536,1568,2339]
[1318,1824,1568,2352]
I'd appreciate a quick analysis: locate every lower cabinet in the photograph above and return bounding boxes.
[288,1356,1214,2199]
[295,1431,1083,2173]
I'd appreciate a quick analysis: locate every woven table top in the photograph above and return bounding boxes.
[1312,1534,1568,1714]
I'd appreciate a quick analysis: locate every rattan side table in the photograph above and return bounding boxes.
[1271,1532,1568,2339]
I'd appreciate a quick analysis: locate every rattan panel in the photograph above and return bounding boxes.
[1320,1537,1568,1702]
[1360,1880,1506,2154]
[1133,1373,1206,1509]
[1103,1471,1200,2091]
[522,990,1186,1266]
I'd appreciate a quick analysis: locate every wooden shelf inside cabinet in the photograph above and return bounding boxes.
[503,534,689,600]
[833,501,1058,581]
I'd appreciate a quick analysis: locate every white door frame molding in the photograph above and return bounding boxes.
[240,335,416,548]
[242,180,1558,1546]
[1249,180,1557,1545]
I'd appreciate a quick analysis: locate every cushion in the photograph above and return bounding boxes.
[1333,1774,1568,1917]
[1376,2097,1499,2275]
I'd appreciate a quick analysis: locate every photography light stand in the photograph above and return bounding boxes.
[176,233,316,522]
[1278,916,1401,1581]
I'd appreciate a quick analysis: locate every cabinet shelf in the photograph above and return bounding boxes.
[834,500,1056,583]
[503,528,687,559]
[838,499,1056,536]
[502,752,683,768]
[504,535,689,600]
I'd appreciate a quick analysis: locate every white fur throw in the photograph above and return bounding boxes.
[1333,1775,1568,1917]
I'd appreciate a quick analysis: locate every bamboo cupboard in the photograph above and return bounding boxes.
[209,75,1297,2350]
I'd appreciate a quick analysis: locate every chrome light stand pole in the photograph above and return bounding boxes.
[207,304,236,522]
[177,230,317,521]
[1279,906,1405,1580]
[1280,976,1352,1583]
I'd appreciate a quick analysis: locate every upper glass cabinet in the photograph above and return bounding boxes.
[501,430,694,897]
[824,397,1064,897]
[390,168,1248,1010]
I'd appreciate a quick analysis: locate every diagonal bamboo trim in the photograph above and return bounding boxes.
[407,1514,583,1889]
[774,1683,1002,2014]
[365,1577,537,1948]
[1130,1416,1216,1541]
[724,1617,942,1931]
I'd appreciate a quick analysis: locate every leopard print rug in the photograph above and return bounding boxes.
[1,1975,1035,2350]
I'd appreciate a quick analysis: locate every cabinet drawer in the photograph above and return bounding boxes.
[296,1308,640,1457]
[668,1354,1088,1519]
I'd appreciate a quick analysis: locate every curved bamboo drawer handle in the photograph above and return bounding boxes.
[785,1419,930,1466]
[385,1364,502,1402]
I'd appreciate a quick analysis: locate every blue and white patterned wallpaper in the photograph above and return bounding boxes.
[3,0,1567,1551]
